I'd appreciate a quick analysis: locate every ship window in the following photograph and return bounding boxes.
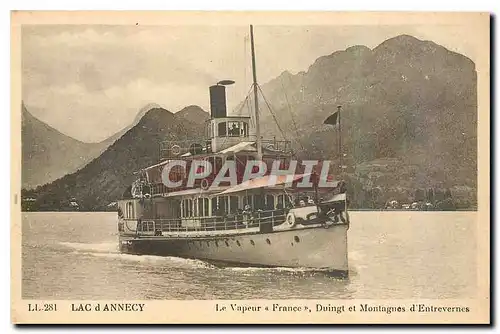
[126,202,135,218]
[254,195,265,210]
[228,121,240,137]
[187,199,193,217]
[243,195,254,208]
[218,196,228,215]
[241,122,249,136]
[203,198,210,217]
[266,195,275,210]
[198,199,203,217]
[181,199,194,217]
[193,198,198,217]
[218,122,227,137]
[277,195,284,209]
[230,196,239,213]
[211,197,218,216]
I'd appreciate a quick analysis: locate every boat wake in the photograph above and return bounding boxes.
[58,241,215,269]
[225,266,316,273]
[88,252,216,269]
[58,242,119,253]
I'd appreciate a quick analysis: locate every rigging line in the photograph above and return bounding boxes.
[231,85,254,116]
[235,93,250,117]
[279,77,306,152]
[257,84,287,141]
[244,89,256,130]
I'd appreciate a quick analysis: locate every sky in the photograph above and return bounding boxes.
[21,24,479,143]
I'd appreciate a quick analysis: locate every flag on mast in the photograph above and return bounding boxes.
[323,110,339,126]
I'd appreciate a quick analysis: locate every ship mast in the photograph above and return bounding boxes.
[250,25,263,160]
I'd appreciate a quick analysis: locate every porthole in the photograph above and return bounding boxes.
[294,236,300,243]
[266,238,271,245]
[250,240,255,246]
[225,240,229,247]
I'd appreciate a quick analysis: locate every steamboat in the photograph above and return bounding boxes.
[117,25,350,276]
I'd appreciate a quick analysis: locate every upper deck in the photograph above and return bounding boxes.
[158,138,293,161]
[128,81,299,199]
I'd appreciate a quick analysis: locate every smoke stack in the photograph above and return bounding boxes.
[209,85,227,118]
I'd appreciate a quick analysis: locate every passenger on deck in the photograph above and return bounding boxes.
[230,123,240,136]
[299,200,306,207]
[243,204,252,227]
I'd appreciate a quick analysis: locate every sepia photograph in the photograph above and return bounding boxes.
[11,11,490,324]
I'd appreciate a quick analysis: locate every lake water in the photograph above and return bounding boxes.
[21,212,477,300]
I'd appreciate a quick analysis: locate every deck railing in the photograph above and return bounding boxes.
[158,138,293,160]
[125,208,288,234]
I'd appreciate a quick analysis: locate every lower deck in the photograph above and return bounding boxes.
[119,222,349,274]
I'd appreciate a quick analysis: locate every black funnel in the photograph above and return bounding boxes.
[209,85,227,118]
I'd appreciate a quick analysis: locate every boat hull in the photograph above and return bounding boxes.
[119,224,348,276]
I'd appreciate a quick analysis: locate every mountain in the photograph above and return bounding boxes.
[21,103,162,189]
[253,35,477,206]
[175,105,210,124]
[21,104,111,189]
[23,107,205,210]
